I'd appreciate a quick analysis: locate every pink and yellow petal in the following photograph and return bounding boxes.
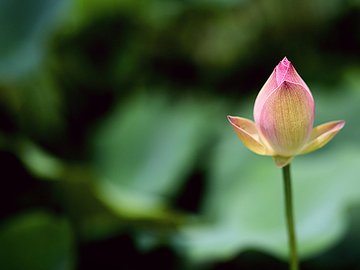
[257,81,314,156]
[254,69,279,124]
[227,116,272,155]
[254,57,313,124]
[300,120,345,155]
[279,58,310,92]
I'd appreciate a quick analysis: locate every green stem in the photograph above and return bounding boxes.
[282,164,299,270]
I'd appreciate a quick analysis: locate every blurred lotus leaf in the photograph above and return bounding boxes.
[0,211,75,270]
[91,93,220,221]
[0,0,68,80]
[175,113,360,263]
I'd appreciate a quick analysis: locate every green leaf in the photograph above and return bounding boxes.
[175,126,360,262]
[18,141,65,180]
[0,0,68,79]
[314,75,360,145]
[0,211,75,270]
[92,93,219,221]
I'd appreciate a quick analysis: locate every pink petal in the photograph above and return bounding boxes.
[257,81,314,156]
[300,120,345,155]
[277,57,310,91]
[254,70,278,125]
[254,57,313,124]
[227,116,272,156]
[275,57,291,85]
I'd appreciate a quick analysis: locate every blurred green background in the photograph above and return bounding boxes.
[1,0,360,269]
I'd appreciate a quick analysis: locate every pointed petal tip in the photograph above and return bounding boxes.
[320,120,346,131]
[338,120,346,128]
[226,116,271,156]
[281,56,290,67]
[326,120,346,133]
[300,120,346,155]
[227,115,238,126]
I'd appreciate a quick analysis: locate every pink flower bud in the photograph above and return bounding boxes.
[228,57,345,167]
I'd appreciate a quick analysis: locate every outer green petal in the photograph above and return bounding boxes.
[227,116,272,156]
[273,156,294,168]
[300,120,345,155]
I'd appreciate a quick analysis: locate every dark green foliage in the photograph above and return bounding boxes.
[1,0,360,269]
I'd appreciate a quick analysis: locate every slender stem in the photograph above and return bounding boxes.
[282,164,299,270]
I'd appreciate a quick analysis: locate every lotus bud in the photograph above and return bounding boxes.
[228,57,345,167]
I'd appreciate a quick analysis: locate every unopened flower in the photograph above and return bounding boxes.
[228,57,345,167]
